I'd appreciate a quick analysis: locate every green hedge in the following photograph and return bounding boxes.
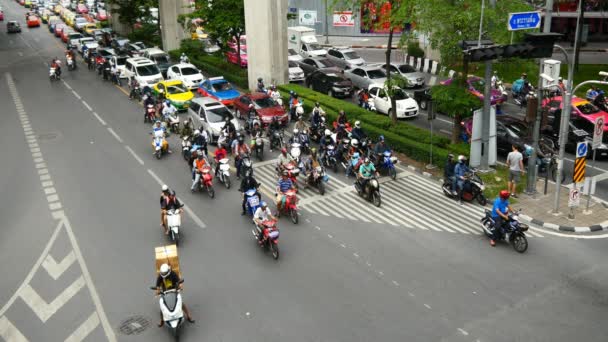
[278,86,468,168]
[170,41,249,89]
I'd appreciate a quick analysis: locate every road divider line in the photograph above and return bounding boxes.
[82,100,92,111]
[63,81,72,90]
[71,90,81,100]
[107,127,123,143]
[92,112,106,126]
[125,146,144,165]
[147,169,164,185]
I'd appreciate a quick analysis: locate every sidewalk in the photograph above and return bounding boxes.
[515,178,608,233]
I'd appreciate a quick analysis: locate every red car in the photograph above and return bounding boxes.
[227,35,247,50]
[96,9,108,21]
[543,96,608,132]
[226,46,248,68]
[233,93,287,126]
[26,15,40,28]
[54,23,65,37]
[76,4,88,14]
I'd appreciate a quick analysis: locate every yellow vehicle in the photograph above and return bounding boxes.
[152,80,194,110]
[24,0,32,8]
[65,12,76,27]
[54,5,63,14]
[84,23,98,35]
[41,10,51,23]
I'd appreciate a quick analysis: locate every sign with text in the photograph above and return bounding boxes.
[299,10,317,26]
[333,11,354,27]
[508,11,541,31]
[593,116,604,149]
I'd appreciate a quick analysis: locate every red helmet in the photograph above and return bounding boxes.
[281,148,287,154]
[499,190,510,200]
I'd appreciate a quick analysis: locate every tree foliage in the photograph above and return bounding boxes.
[191,0,245,47]
[107,0,158,28]
[431,81,480,142]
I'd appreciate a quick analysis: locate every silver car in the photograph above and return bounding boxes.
[344,64,387,90]
[383,63,426,88]
[188,97,240,142]
[326,47,366,70]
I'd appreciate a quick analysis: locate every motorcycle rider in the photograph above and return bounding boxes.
[373,135,390,167]
[310,102,325,129]
[223,116,237,142]
[444,153,456,185]
[294,115,308,134]
[289,128,303,146]
[160,189,183,235]
[346,152,361,177]
[179,53,189,64]
[239,169,261,215]
[557,77,566,93]
[256,77,266,93]
[159,185,171,232]
[357,157,379,191]
[192,129,209,157]
[351,121,366,141]
[289,92,300,121]
[337,110,347,125]
[452,155,470,204]
[155,264,195,327]
[268,85,281,104]
[267,116,282,152]
[275,171,295,214]
[129,78,140,99]
[191,153,208,192]
[213,143,228,176]
[490,190,514,247]
[277,147,295,173]
[233,135,251,179]
[253,201,277,243]
[587,86,600,101]
[319,129,333,161]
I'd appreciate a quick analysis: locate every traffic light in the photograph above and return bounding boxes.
[467,46,504,62]
[502,43,535,58]
[502,33,563,59]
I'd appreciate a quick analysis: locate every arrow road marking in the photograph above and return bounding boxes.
[18,276,86,323]
[42,251,76,280]
[64,312,100,342]
[0,316,28,342]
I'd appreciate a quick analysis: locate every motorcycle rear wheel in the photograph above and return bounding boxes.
[224,176,231,189]
[290,208,298,224]
[207,186,215,199]
[269,242,279,260]
[172,232,180,247]
[318,180,326,195]
[476,194,487,206]
[389,167,397,180]
[155,150,162,159]
[512,233,528,253]
[372,191,381,207]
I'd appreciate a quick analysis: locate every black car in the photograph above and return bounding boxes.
[296,57,337,77]
[7,21,22,34]
[123,42,146,57]
[110,38,130,54]
[413,87,432,111]
[305,67,353,98]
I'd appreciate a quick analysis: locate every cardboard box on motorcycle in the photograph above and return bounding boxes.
[155,244,180,278]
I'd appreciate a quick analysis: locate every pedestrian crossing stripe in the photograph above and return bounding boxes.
[252,159,544,238]
[573,157,586,183]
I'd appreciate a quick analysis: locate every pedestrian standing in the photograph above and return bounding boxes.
[506,145,524,198]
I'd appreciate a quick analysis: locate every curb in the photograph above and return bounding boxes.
[396,161,608,235]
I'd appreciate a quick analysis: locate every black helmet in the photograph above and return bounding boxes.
[257,77,263,82]
[238,135,244,143]
[315,102,320,107]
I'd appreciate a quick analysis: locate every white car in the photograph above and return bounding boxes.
[111,55,128,78]
[288,61,305,82]
[188,97,240,142]
[81,41,99,55]
[167,63,205,90]
[288,48,303,62]
[368,84,419,119]
[74,37,94,53]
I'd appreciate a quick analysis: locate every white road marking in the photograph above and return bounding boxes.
[107,127,123,143]
[439,129,452,135]
[146,169,164,185]
[64,312,100,342]
[340,243,346,248]
[32,152,42,158]
[125,146,144,165]
[71,90,81,100]
[81,101,92,111]
[327,234,333,239]
[35,163,47,169]
[392,280,400,286]
[33,158,44,163]
[353,253,359,258]
[18,52,23,57]
[39,174,51,181]
[43,187,56,195]
[378,271,384,276]
[0,316,28,342]
[92,112,106,126]
[458,328,469,336]
[315,226,321,230]
[19,276,85,323]
[49,202,62,210]
[41,181,53,187]
[46,194,59,202]
[424,304,431,309]
[408,292,415,297]
[63,82,72,90]
[38,169,49,175]
[42,251,76,280]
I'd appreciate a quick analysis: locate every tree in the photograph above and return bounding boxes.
[107,0,158,31]
[430,81,480,143]
[191,0,245,65]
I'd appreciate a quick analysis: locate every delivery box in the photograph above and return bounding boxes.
[155,244,180,278]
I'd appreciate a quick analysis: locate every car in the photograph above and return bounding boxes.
[197,77,240,107]
[201,38,220,54]
[76,3,87,13]
[7,21,22,33]
[73,16,88,31]
[96,9,107,20]
[305,67,353,98]
[83,22,96,34]
[344,64,387,90]
[110,38,130,54]
[413,87,432,111]
[24,0,31,8]
[542,118,608,159]
[543,96,608,141]
[152,80,194,111]
[41,9,51,22]
[27,15,41,27]
[110,55,129,78]
[81,40,99,55]
[233,93,288,126]
[440,76,507,105]
[382,63,426,88]
[288,61,305,82]
[66,32,84,47]
[61,28,75,42]
[296,57,337,77]
[54,23,65,36]
[142,47,171,77]
[166,63,204,90]
[123,42,147,57]
[326,47,366,69]
[74,36,93,51]
[288,48,303,62]
[188,97,241,142]
[368,85,419,119]
[227,35,247,50]
[226,46,247,68]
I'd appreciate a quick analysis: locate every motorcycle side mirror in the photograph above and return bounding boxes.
[149,286,157,290]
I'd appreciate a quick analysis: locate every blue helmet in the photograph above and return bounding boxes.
[165,100,170,105]
[378,135,385,142]
[260,201,267,208]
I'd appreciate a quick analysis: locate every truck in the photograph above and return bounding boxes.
[288,26,327,58]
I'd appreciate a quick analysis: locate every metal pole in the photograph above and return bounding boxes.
[324,0,329,44]
[478,0,485,47]
[510,31,514,44]
[526,60,545,194]
[480,61,492,170]
[586,149,596,211]
[553,0,583,213]
[544,0,554,33]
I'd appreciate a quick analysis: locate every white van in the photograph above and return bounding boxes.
[124,57,164,87]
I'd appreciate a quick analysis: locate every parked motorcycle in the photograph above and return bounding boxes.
[442,170,487,205]
[244,188,261,217]
[194,165,215,198]
[480,209,529,253]
[305,166,328,195]
[276,189,299,224]
[215,158,231,189]
[166,208,182,246]
[149,282,185,339]
[374,151,397,180]
[354,176,381,207]
[252,219,280,259]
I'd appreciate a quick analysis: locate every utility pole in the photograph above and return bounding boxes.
[479,0,492,170]
[324,0,329,44]
[573,0,585,72]
[544,0,554,32]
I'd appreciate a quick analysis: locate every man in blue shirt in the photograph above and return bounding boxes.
[275,171,295,213]
[490,190,513,246]
[452,155,470,203]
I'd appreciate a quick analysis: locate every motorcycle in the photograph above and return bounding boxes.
[245,114,261,136]
[66,56,75,71]
[149,283,185,339]
[181,136,192,162]
[269,129,284,152]
[244,188,261,217]
[166,208,182,246]
[310,120,327,143]
[305,166,328,195]
[276,189,299,224]
[290,142,302,165]
[166,114,180,134]
[592,92,608,112]
[102,65,111,81]
[442,170,487,205]
[480,209,529,253]
[283,161,300,190]
[130,85,142,101]
[251,133,264,161]
[355,176,381,207]
[215,158,231,189]
[375,151,398,180]
[239,153,253,179]
[194,165,215,198]
[152,131,169,160]
[49,67,59,81]
[145,105,157,123]
[323,144,339,173]
[298,132,310,154]
[252,219,280,259]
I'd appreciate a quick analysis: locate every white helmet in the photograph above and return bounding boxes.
[194,129,200,136]
[458,155,466,161]
[355,121,361,128]
[159,263,171,278]
[161,184,169,192]
[325,129,332,136]
[293,128,299,135]
[351,139,359,147]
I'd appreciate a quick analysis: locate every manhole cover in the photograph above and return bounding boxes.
[37,133,59,141]
[118,315,150,335]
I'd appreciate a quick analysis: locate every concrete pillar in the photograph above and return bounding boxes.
[108,4,130,35]
[244,0,289,90]
[159,0,193,51]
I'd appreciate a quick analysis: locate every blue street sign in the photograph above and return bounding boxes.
[508,12,541,31]
[576,142,588,158]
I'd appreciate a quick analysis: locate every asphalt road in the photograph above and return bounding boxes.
[2,2,608,341]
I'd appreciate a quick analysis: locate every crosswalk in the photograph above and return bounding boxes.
[253,160,544,238]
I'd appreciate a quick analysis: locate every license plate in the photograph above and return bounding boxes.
[183,104,189,108]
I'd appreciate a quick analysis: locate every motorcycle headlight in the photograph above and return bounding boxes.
[478,184,485,190]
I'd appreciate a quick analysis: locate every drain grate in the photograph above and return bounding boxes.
[118,315,150,335]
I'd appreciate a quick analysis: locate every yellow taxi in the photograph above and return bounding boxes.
[66,13,76,27]
[84,23,97,35]
[54,4,63,14]
[153,80,194,111]
[41,10,51,23]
